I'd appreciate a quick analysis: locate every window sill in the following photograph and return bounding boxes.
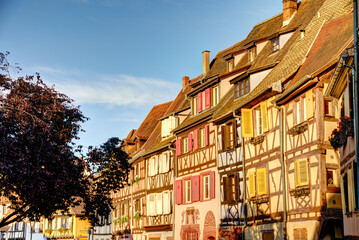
[288,121,308,136]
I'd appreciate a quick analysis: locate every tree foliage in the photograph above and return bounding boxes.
[0,52,130,227]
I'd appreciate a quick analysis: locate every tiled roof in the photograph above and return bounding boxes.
[231,0,352,111]
[124,129,136,142]
[287,13,353,88]
[174,85,235,133]
[142,77,196,156]
[131,101,173,141]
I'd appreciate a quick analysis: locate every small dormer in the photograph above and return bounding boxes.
[271,37,280,53]
[191,84,220,115]
[161,116,177,138]
[245,43,257,63]
[224,53,234,73]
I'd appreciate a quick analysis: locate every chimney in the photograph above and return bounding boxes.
[202,50,210,74]
[283,0,297,26]
[182,76,189,89]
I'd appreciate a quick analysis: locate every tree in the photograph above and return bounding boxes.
[0,52,130,228]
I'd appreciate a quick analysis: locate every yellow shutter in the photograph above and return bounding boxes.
[261,101,269,132]
[340,176,346,214]
[295,160,299,187]
[306,90,314,119]
[241,109,254,138]
[257,168,267,195]
[248,172,256,198]
[296,158,309,187]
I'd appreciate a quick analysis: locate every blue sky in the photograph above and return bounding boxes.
[0,0,282,149]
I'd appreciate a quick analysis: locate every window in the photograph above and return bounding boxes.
[221,121,237,150]
[203,175,210,200]
[228,58,234,72]
[248,47,256,62]
[199,128,205,148]
[136,141,140,151]
[235,78,250,99]
[134,198,141,215]
[262,231,274,240]
[272,38,280,53]
[293,228,307,240]
[324,99,333,116]
[255,108,263,135]
[327,169,339,188]
[134,163,140,177]
[341,162,358,213]
[185,180,191,203]
[193,97,198,115]
[148,156,158,177]
[183,138,188,153]
[159,152,170,173]
[295,158,309,187]
[212,85,219,106]
[162,116,177,138]
[223,174,240,203]
[248,168,268,197]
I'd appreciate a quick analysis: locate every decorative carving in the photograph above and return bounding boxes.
[288,122,308,136]
[250,135,265,145]
[290,186,310,198]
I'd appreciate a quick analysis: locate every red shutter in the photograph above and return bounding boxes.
[175,180,183,205]
[193,129,199,150]
[188,134,193,152]
[176,139,181,156]
[197,92,202,113]
[191,176,200,202]
[210,171,215,199]
[205,88,211,109]
[205,125,209,146]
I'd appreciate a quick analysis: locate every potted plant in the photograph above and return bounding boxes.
[135,176,139,184]
[45,228,53,234]
[121,215,127,224]
[134,211,142,220]
[329,116,354,150]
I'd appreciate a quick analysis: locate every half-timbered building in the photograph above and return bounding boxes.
[325,13,359,239]
[226,0,351,238]
[113,101,172,240]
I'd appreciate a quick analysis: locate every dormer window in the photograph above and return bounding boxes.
[212,85,219,106]
[234,78,250,99]
[272,37,280,53]
[161,116,177,138]
[248,47,256,62]
[192,86,219,115]
[228,58,234,72]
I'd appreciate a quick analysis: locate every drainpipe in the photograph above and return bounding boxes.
[353,0,359,210]
[233,111,247,240]
[168,145,176,240]
[273,103,287,239]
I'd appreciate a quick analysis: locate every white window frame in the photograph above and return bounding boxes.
[200,128,205,148]
[203,175,210,200]
[212,85,220,106]
[255,108,263,135]
[185,180,191,203]
[193,97,198,115]
[183,138,188,153]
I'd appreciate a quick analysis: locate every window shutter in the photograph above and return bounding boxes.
[306,90,314,119]
[225,125,230,150]
[205,125,209,146]
[57,218,61,229]
[175,180,183,204]
[191,176,200,202]
[210,171,215,199]
[154,156,158,175]
[164,152,170,172]
[241,109,254,138]
[170,116,176,130]
[158,154,163,174]
[235,174,240,201]
[261,101,269,132]
[161,120,165,137]
[193,129,199,150]
[176,139,181,156]
[188,134,193,152]
[232,120,238,148]
[295,160,299,187]
[221,125,226,150]
[205,88,211,109]
[340,176,347,214]
[223,177,228,203]
[162,192,171,214]
[156,193,163,215]
[197,92,202,113]
[257,168,267,195]
[297,158,309,186]
[248,171,256,198]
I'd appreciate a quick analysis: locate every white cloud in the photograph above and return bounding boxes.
[32,66,181,108]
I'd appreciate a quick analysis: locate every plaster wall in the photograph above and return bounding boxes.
[250,69,272,92]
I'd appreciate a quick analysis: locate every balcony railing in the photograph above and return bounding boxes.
[146,214,172,227]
